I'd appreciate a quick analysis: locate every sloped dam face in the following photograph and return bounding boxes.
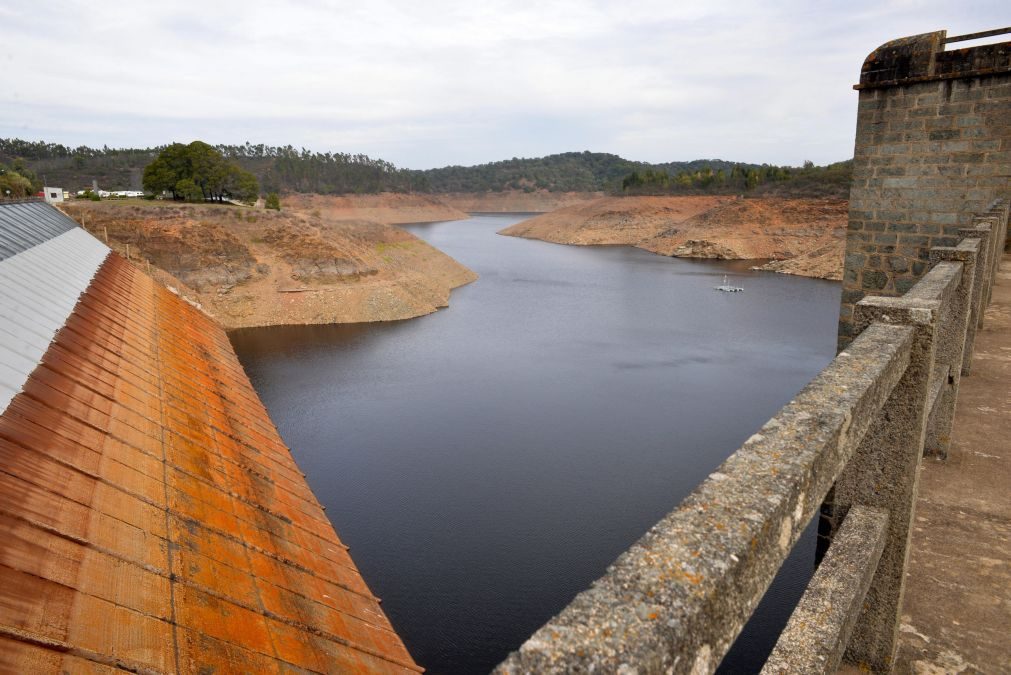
[230,214,841,674]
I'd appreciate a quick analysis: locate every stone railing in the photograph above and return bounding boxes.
[496,198,1009,674]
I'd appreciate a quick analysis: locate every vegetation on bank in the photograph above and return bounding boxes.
[620,160,852,199]
[0,159,39,199]
[0,138,851,200]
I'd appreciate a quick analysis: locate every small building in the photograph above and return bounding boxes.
[42,186,64,204]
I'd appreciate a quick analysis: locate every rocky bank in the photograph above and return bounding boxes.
[62,196,477,330]
[499,195,848,280]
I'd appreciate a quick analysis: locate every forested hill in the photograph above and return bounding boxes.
[0,139,421,195]
[1,138,849,198]
[411,152,758,193]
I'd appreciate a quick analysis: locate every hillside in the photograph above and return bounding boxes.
[60,196,477,329]
[413,152,774,193]
[2,138,848,198]
[500,196,848,280]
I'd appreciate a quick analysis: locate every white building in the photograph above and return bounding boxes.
[42,187,64,204]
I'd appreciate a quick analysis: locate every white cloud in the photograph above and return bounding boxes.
[4,1,1008,168]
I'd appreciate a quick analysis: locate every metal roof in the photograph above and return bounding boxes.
[0,200,82,261]
[0,227,110,414]
[0,204,419,673]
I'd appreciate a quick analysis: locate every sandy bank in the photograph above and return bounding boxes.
[437,190,603,213]
[281,192,469,224]
[62,199,477,330]
[499,195,847,280]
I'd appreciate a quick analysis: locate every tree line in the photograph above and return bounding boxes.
[0,138,851,199]
[620,160,852,198]
[0,138,416,196]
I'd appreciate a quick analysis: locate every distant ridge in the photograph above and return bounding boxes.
[1,138,849,197]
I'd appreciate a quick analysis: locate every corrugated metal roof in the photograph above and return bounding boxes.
[0,201,81,261]
[0,219,110,415]
[0,206,420,673]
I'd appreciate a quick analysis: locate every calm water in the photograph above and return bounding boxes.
[230,214,841,673]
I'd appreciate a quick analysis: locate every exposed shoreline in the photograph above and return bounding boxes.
[62,195,478,330]
[60,192,845,333]
[498,195,848,280]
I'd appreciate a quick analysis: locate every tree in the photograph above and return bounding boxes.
[175,178,203,202]
[0,165,34,199]
[142,141,258,202]
[225,165,260,202]
[265,192,281,210]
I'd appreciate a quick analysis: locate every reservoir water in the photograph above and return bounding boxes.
[229,214,842,673]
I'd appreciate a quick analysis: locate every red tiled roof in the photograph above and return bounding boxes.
[0,251,420,673]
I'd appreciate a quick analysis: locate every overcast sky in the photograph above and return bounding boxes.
[3,2,1007,169]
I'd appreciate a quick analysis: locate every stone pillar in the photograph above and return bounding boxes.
[956,222,992,372]
[832,263,959,671]
[837,31,1011,349]
[924,242,978,457]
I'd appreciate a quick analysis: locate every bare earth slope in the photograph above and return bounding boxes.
[438,190,602,213]
[500,196,848,280]
[62,197,477,329]
[281,192,469,223]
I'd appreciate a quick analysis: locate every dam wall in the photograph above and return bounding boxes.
[497,27,1011,675]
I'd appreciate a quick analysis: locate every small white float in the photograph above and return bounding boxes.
[714,275,744,292]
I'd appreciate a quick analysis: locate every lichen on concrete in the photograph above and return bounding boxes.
[762,505,888,675]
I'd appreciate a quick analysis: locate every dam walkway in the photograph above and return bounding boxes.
[891,253,1011,673]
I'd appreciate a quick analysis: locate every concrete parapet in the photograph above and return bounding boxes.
[762,505,888,675]
[495,323,915,674]
[925,241,978,457]
[833,263,957,669]
[957,223,992,371]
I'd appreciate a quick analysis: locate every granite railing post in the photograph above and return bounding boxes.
[976,216,1001,317]
[924,242,978,458]
[832,263,959,671]
[956,223,991,374]
[762,505,889,675]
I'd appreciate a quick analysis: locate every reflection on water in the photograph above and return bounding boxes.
[230,215,841,674]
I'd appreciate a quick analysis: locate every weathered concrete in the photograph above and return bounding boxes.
[494,324,915,674]
[924,240,978,457]
[764,505,888,675]
[955,223,992,373]
[892,255,1011,674]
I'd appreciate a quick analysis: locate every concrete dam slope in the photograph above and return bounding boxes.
[0,201,419,673]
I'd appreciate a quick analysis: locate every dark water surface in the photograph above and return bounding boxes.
[230,214,841,674]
